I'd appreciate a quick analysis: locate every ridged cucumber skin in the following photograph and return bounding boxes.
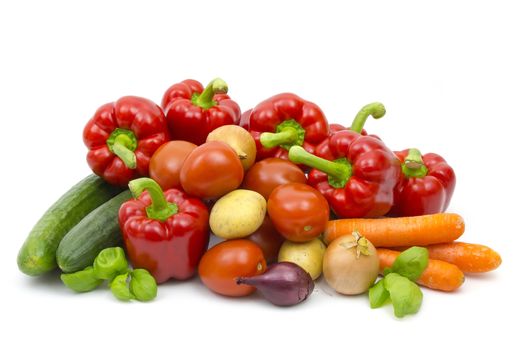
[17,175,124,276]
[56,190,132,273]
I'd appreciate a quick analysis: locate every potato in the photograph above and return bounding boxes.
[278,238,326,279]
[210,189,266,239]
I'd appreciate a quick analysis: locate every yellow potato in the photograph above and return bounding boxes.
[278,238,326,279]
[210,189,266,239]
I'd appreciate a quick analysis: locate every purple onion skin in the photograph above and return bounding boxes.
[237,262,314,306]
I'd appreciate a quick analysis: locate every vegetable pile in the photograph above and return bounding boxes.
[17,77,502,316]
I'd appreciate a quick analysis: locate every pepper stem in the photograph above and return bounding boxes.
[128,178,178,221]
[192,78,228,109]
[259,119,306,150]
[106,128,138,169]
[288,146,352,188]
[350,102,386,133]
[402,148,428,178]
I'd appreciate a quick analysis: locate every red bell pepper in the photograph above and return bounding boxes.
[388,148,456,217]
[83,96,170,187]
[288,130,400,218]
[248,93,329,162]
[161,78,241,145]
[119,178,210,284]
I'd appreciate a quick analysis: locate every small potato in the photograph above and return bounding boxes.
[210,190,266,239]
[278,238,326,279]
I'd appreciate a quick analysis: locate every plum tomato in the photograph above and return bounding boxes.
[149,140,197,190]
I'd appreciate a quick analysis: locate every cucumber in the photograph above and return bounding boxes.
[56,190,132,273]
[17,175,124,276]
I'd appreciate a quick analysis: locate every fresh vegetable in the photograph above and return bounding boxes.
[237,262,314,306]
[288,130,400,218]
[267,183,329,242]
[198,239,267,297]
[328,102,386,137]
[56,191,131,273]
[239,109,252,130]
[247,93,329,162]
[130,269,158,302]
[402,242,502,273]
[17,175,124,276]
[388,148,456,217]
[369,247,428,317]
[60,266,102,293]
[323,232,379,295]
[377,248,464,291]
[93,247,129,280]
[180,141,244,199]
[324,213,465,247]
[210,189,266,239]
[83,96,170,186]
[110,273,133,301]
[149,140,197,190]
[247,216,285,264]
[120,178,209,283]
[206,125,257,171]
[278,238,326,280]
[242,158,306,200]
[162,78,241,145]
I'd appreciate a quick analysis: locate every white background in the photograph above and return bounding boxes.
[1,1,522,349]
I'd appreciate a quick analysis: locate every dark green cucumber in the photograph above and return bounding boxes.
[56,190,132,273]
[17,175,124,276]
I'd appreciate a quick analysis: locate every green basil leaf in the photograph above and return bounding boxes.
[369,279,389,308]
[61,266,102,293]
[384,273,423,318]
[93,247,129,280]
[130,269,157,302]
[110,273,133,301]
[390,247,429,281]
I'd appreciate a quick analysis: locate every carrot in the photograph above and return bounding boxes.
[392,242,501,273]
[377,248,465,292]
[323,213,464,247]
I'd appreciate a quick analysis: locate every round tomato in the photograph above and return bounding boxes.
[180,141,244,199]
[268,183,329,242]
[198,239,266,297]
[242,158,306,200]
[149,140,197,190]
[247,215,284,264]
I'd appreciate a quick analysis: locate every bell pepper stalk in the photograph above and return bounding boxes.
[161,78,241,145]
[288,130,400,218]
[119,177,210,283]
[329,102,386,136]
[247,93,330,163]
[83,96,170,187]
[388,148,456,217]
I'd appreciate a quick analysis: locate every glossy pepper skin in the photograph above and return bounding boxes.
[248,93,329,163]
[161,78,241,145]
[288,130,400,218]
[83,96,169,187]
[119,178,209,284]
[388,149,456,217]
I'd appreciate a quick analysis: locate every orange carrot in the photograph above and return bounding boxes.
[324,213,464,247]
[377,248,465,292]
[393,242,501,273]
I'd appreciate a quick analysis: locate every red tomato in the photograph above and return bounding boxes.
[268,183,329,242]
[247,215,285,264]
[149,141,197,190]
[242,158,306,200]
[198,239,266,297]
[180,141,244,199]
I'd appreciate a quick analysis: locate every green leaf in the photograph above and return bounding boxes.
[130,269,157,302]
[390,247,429,281]
[384,273,423,318]
[110,273,133,301]
[61,266,102,293]
[93,247,129,280]
[369,279,390,308]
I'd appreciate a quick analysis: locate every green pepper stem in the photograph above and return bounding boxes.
[288,146,352,188]
[350,102,386,133]
[402,148,428,178]
[128,178,178,221]
[260,128,298,148]
[112,141,137,169]
[193,78,228,109]
[107,129,138,169]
